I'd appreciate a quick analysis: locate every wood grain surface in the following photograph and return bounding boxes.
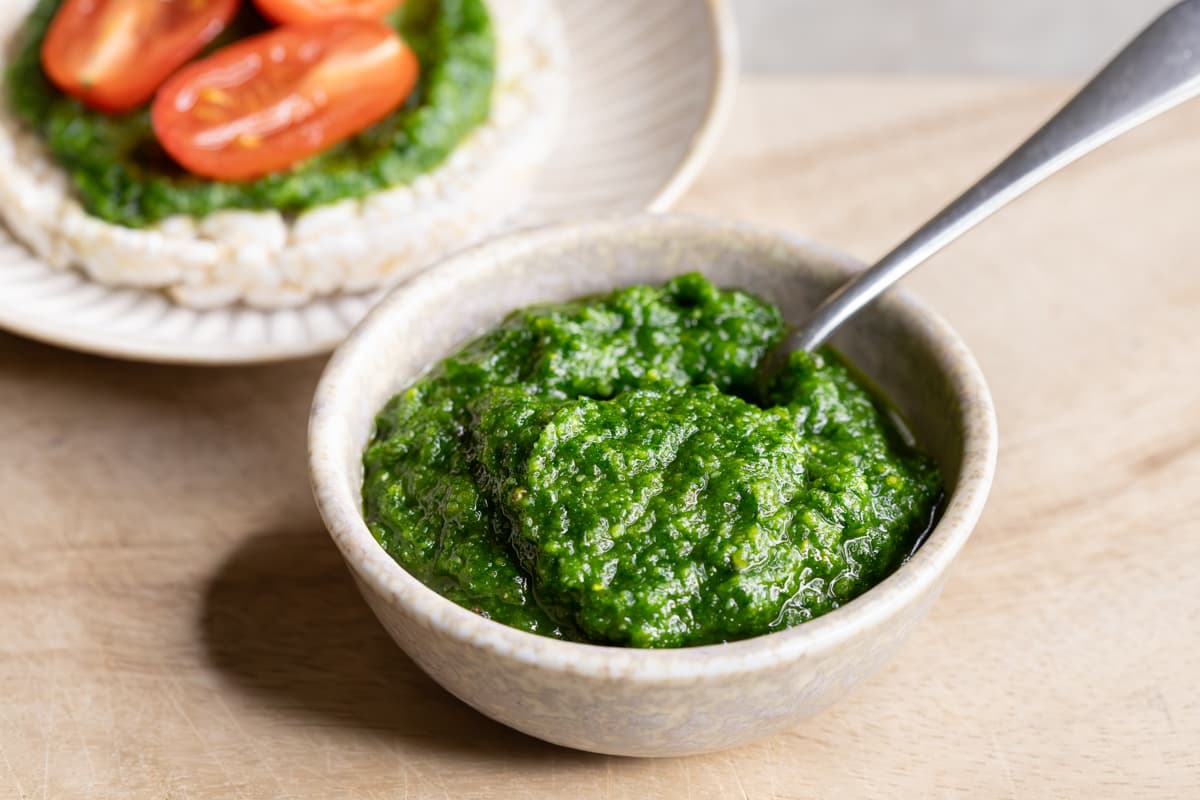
[1,79,1198,798]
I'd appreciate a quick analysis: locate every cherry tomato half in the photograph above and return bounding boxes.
[152,20,418,181]
[252,0,402,25]
[41,0,241,114]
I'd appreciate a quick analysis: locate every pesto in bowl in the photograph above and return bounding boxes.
[5,0,495,227]
[362,274,943,648]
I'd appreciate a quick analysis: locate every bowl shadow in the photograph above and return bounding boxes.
[0,331,590,762]
[200,526,585,763]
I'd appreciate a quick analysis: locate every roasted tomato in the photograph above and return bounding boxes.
[41,0,241,114]
[252,0,402,25]
[151,19,419,181]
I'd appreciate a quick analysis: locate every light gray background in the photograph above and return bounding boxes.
[733,0,1172,76]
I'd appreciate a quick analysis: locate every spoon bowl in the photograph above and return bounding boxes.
[308,214,997,756]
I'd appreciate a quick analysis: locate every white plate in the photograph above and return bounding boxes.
[0,0,737,364]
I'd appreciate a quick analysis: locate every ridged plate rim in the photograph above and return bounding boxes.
[0,0,738,365]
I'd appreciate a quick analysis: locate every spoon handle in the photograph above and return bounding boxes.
[791,0,1200,352]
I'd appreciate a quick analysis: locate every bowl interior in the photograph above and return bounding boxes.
[311,214,996,671]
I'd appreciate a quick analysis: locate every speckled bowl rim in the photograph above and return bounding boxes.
[309,214,998,683]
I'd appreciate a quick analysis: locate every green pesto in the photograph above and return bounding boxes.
[6,0,495,228]
[362,275,943,648]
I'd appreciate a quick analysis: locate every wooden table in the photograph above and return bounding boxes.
[2,79,1197,798]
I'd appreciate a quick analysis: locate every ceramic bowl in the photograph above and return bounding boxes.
[308,215,998,757]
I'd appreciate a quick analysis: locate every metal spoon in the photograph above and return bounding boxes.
[782,0,1200,355]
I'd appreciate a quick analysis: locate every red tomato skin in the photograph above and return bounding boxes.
[41,0,241,114]
[152,20,419,181]
[253,0,402,25]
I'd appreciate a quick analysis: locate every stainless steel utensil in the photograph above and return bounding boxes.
[785,0,1200,353]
